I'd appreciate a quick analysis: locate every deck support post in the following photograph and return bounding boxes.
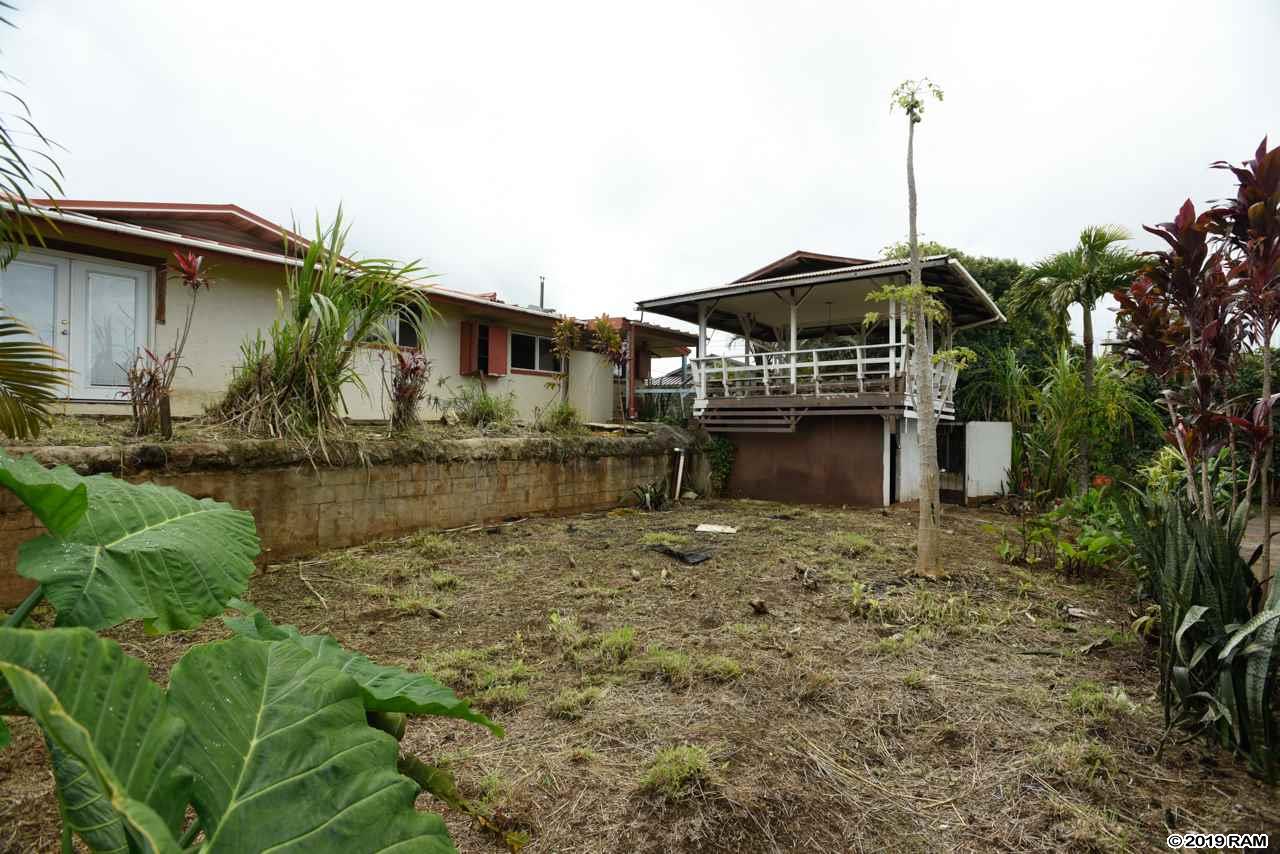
[789,301,798,392]
[888,298,898,380]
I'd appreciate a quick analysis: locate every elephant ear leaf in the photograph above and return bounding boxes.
[17,473,259,632]
[167,637,458,854]
[0,629,185,854]
[0,451,87,536]
[224,599,501,736]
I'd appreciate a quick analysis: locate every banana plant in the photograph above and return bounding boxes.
[0,451,499,852]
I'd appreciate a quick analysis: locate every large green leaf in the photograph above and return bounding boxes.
[0,627,190,849]
[224,599,501,736]
[0,657,182,853]
[17,473,259,632]
[0,451,87,536]
[168,637,457,854]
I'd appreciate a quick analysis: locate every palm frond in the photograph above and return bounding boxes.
[0,312,69,440]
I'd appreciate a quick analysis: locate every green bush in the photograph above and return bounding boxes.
[212,211,430,449]
[707,436,736,496]
[447,380,518,429]
[538,400,583,434]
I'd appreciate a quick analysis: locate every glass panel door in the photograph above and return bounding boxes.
[86,271,138,387]
[69,260,150,399]
[0,258,60,345]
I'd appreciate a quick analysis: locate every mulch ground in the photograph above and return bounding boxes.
[3,499,1278,853]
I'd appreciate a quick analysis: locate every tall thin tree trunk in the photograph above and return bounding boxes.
[906,117,942,577]
[1263,343,1272,587]
[1079,302,1095,492]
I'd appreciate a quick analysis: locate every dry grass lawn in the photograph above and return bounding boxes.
[3,499,1278,853]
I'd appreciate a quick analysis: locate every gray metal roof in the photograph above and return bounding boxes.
[636,255,1004,334]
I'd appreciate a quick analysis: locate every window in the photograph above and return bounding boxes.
[477,323,490,374]
[393,305,421,349]
[511,332,562,373]
[460,320,507,376]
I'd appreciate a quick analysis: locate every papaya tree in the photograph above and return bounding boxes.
[889,77,945,578]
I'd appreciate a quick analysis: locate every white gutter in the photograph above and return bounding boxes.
[947,257,1006,325]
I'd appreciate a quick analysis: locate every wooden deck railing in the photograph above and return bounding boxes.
[689,343,957,413]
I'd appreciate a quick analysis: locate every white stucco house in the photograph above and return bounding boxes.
[0,200,695,425]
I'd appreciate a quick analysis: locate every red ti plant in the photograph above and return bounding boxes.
[125,250,212,436]
[388,346,431,431]
[1210,139,1280,582]
[1114,200,1245,520]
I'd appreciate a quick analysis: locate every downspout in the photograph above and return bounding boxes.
[627,323,638,419]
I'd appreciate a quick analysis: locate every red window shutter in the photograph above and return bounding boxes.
[459,320,477,375]
[487,325,508,376]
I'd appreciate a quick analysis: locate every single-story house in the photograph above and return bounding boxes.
[635,249,1011,506]
[0,200,695,426]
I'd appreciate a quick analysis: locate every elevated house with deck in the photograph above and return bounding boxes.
[636,250,1010,506]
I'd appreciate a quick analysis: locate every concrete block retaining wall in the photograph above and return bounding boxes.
[1,429,706,607]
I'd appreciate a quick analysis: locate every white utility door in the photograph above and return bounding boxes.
[0,251,151,400]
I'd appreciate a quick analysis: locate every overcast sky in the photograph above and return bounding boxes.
[6,0,1278,353]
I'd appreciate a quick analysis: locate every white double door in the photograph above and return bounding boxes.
[0,250,152,400]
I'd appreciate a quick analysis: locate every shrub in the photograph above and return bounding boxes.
[124,250,211,438]
[633,479,669,511]
[385,311,433,432]
[447,380,518,430]
[706,435,736,496]
[213,211,430,452]
[538,400,583,433]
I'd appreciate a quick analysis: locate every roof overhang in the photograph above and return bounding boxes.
[14,201,570,326]
[636,255,1005,341]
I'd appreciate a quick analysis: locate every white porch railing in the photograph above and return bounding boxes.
[689,343,957,414]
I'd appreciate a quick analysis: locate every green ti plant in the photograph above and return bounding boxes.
[0,450,499,852]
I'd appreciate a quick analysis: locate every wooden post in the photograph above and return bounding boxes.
[789,300,798,392]
[697,303,709,359]
[888,298,898,379]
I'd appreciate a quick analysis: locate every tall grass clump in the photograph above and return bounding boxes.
[212,210,429,453]
[447,380,518,430]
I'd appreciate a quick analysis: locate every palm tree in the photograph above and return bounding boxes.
[0,9,69,440]
[1010,226,1142,488]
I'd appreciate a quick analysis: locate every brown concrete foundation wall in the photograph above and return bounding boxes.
[1,433,691,607]
[723,415,884,506]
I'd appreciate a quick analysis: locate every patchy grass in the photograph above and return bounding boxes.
[639,745,717,800]
[1067,680,1136,724]
[411,532,457,559]
[833,531,879,558]
[632,644,695,687]
[640,531,689,548]
[547,686,602,720]
[598,625,636,665]
[5,499,1276,853]
[430,570,460,591]
[696,654,744,682]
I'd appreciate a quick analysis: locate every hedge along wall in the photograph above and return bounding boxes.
[0,428,707,607]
